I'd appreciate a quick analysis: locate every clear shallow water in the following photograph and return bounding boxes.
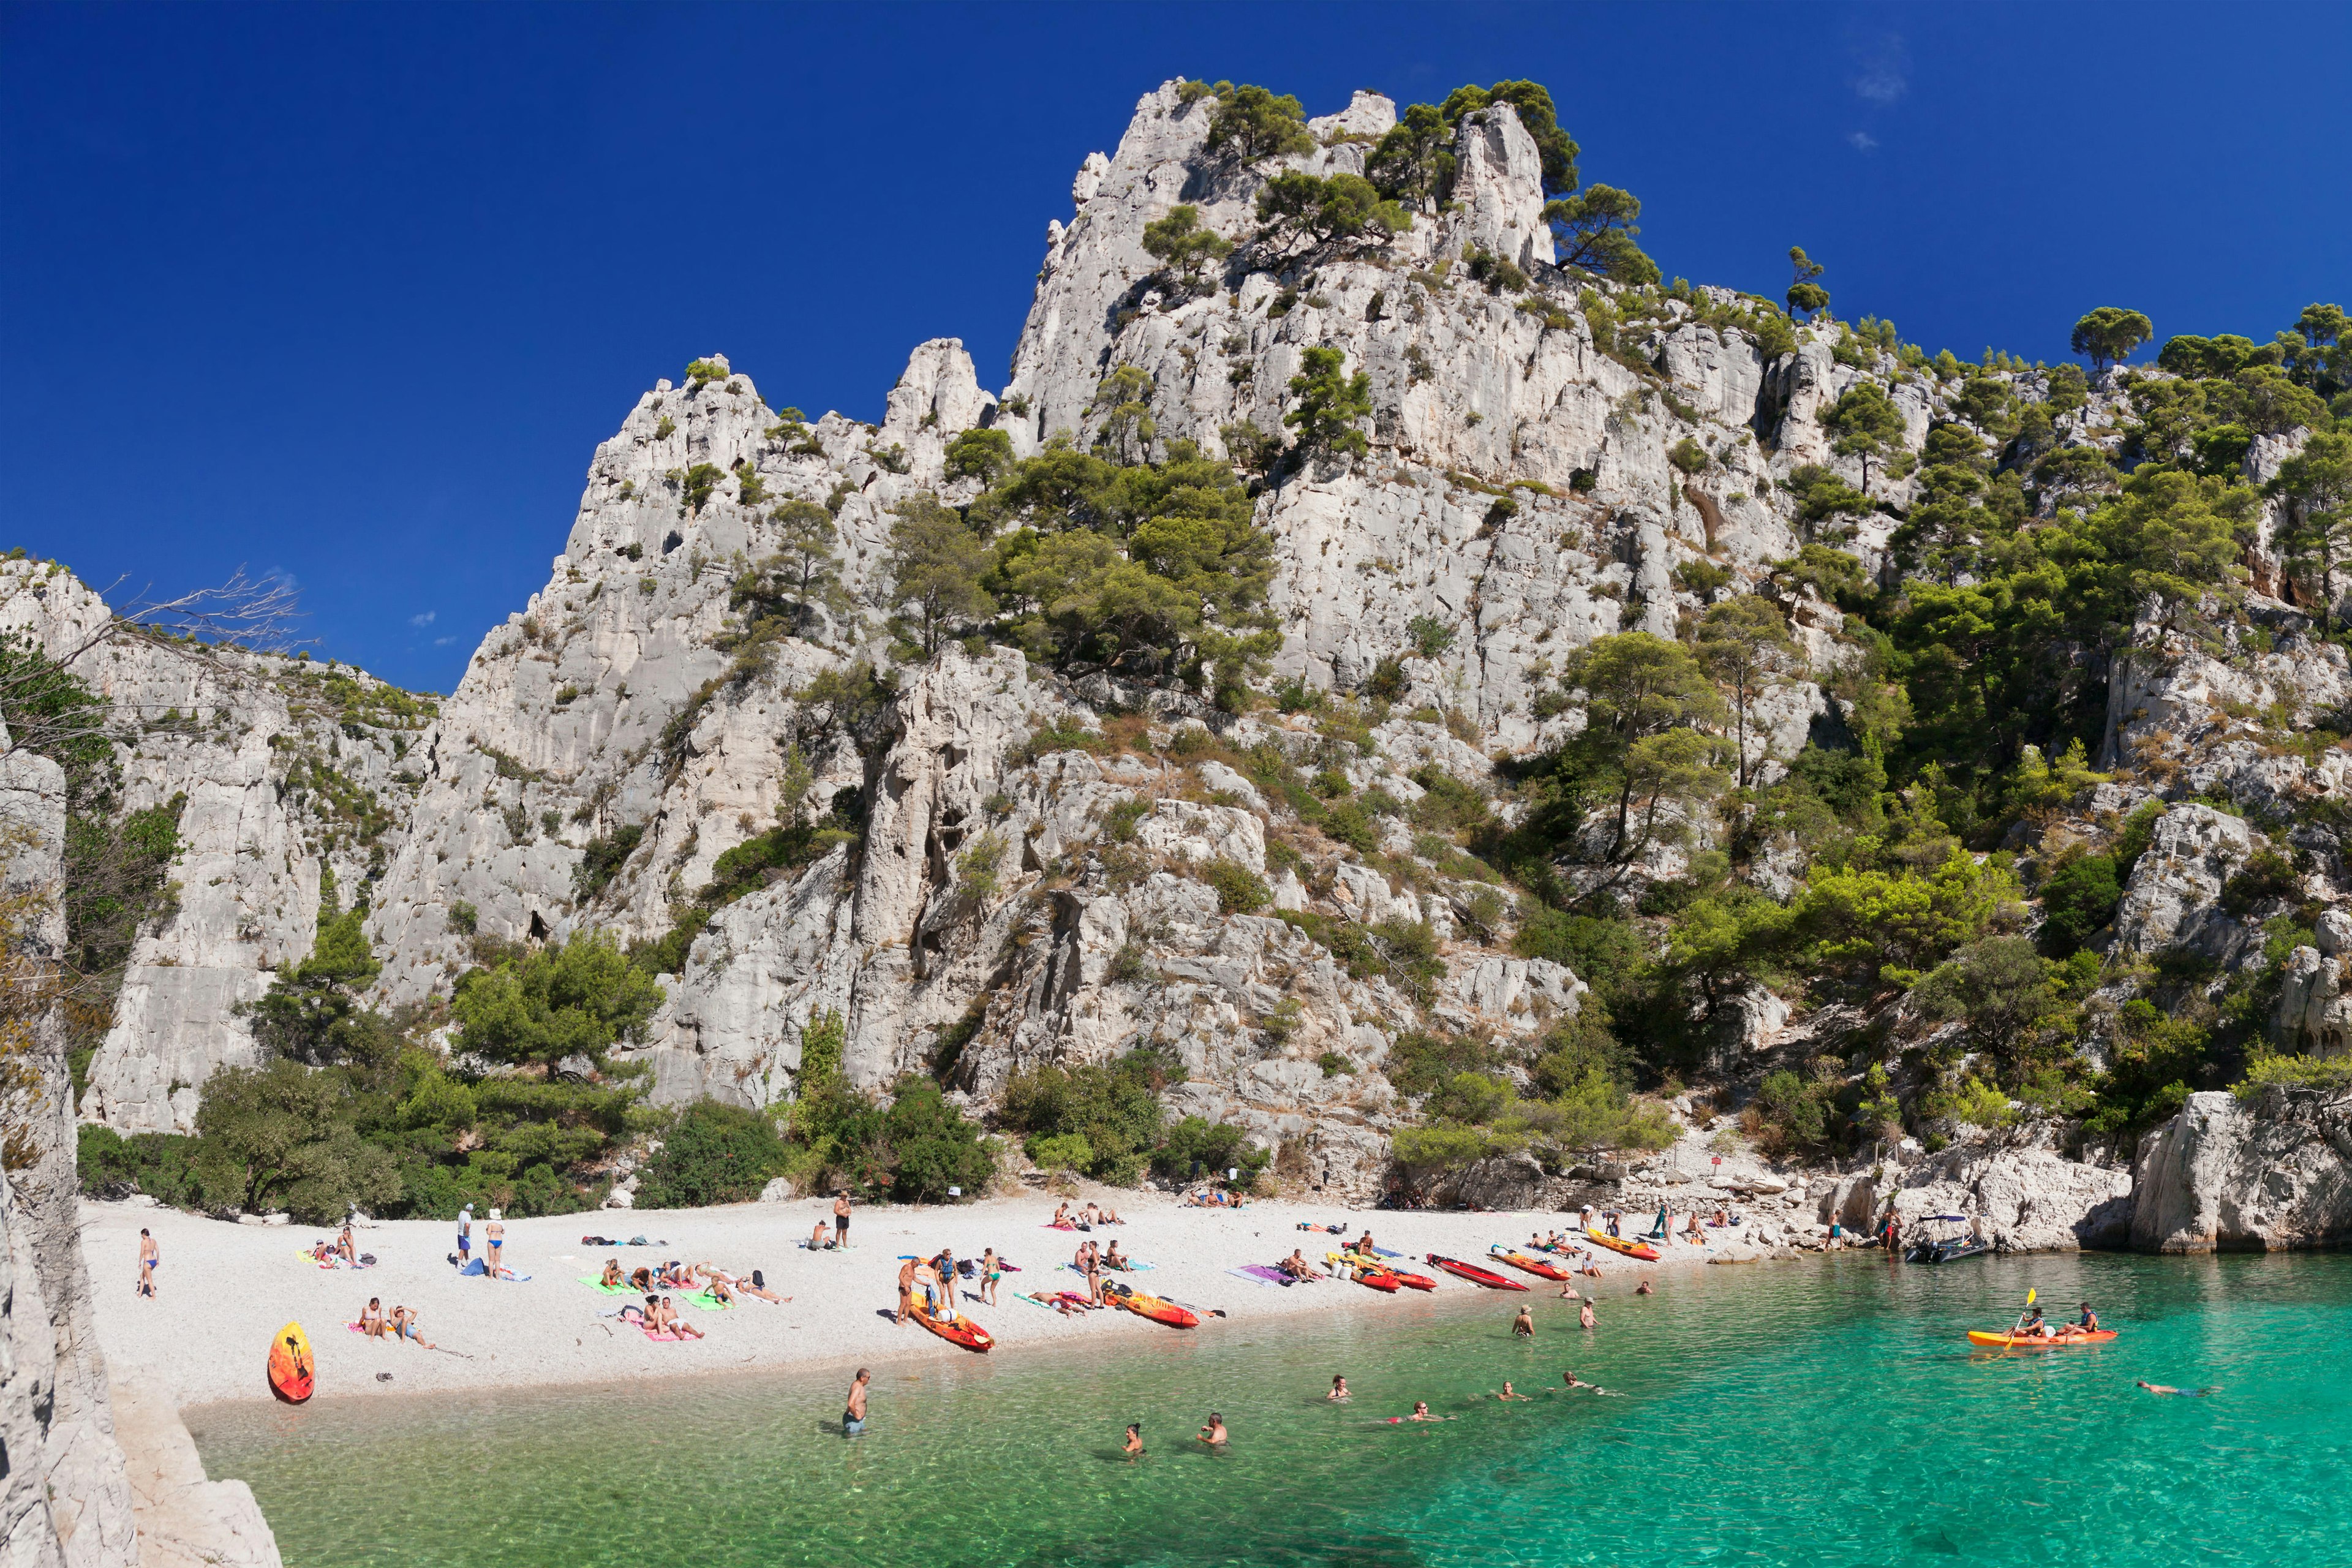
[194,1253,2352,1567]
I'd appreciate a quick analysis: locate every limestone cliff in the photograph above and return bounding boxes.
[24,79,2342,1222]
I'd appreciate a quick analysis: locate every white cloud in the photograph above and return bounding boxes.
[1849,131,1879,153]
[409,610,435,627]
[261,564,300,592]
[1850,34,1908,105]
[432,635,460,646]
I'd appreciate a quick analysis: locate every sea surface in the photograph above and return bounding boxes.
[193,1251,2352,1566]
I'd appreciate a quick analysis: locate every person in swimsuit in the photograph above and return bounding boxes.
[484,1210,505,1277]
[1329,1376,1351,1401]
[390,1305,434,1349]
[1199,1412,1229,1446]
[336,1222,357,1265]
[656,1296,704,1340]
[1498,1381,1529,1401]
[1403,1402,1448,1422]
[1580,1300,1596,1330]
[896,1257,918,1325]
[1558,1371,1604,1393]
[1636,1278,1654,1296]
[629,1265,655,1292]
[1512,1306,1535,1337]
[1558,1278,1581,1300]
[1103,1239,1130,1270]
[809,1219,833,1251]
[358,1297,386,1336]
[740,1270,788,1302]
[137,1229,158,1298]
[1052,1201,1072,1227]
[1123,1422,1145,1458]
[843,1368,870,1436]
[2138,1381,2217,1397]
[1279,1248,1316,1281]
[832,1190,851,1246]
[600,1258,625,1291]
[979,1248,1001,1306]
[456,1204,472,1267]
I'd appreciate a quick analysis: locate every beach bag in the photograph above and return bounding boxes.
[360,1253,377,1266]
[958,1259,978,1278]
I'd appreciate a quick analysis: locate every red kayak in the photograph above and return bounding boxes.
[1488,1246,1572,1282]
[1426,1253,1529,1291]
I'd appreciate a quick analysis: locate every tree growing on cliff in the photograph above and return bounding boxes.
[1253,172,1410,255]
[750,500,851,630]
[2070,306,2154,372]
[943,428,1014,485]
[2270,431,2352,632]
[1697,595,1804,790]
[1140,204,1232,287]
[1283,347,1373,461]
[1366,101,1454,206]
[248,901,387,1068]
[1202,83,1315,162]
[1091,366,1157,465]
[1820,383,1907,491]
[881,493,995,658]
[1785,247,1830,320]
[1546,185,1659,286]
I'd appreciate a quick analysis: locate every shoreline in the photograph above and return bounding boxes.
[85,1189,1755,1414]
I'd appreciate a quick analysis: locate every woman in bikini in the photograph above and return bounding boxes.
[600,1258,625,1291]
[739,1270,788,1303]
[979,1248,1001,1306]
[357,1297,386,1336]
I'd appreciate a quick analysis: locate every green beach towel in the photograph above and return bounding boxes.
[577,1274,636,1295]
[682,1289,734,1311]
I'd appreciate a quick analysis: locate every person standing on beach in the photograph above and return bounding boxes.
[833,1190,852,1248]
[980,1248,1001,1306]
[456,1204,472,1267]
[896,1257,918,1325]
[484,1210,505,1277]
[844,1368,870,1436]
[137,1229,157,1298]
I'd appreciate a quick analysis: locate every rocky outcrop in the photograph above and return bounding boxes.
[2109,802,2261,963]
[110,1378,281,1568]
[1,734,137,1567]
[1887,1144,2135,1252]
[2130,1087,2352,1253]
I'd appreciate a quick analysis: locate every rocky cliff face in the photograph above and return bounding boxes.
[23,80,2339,1219]
[1,732,137,1567]
[2130,1087,2352,1252]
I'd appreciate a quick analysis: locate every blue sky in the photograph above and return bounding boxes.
[5,2,2346,693]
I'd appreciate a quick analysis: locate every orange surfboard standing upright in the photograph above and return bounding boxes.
[268,1321,314,1403]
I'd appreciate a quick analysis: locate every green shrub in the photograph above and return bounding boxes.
[2222,846,2299,916]
[573,824,644,902]
[635,1100,790,1209]
[2237,1052,2352,1097]
[1026,1131,1095,1172]
[1152,1115,1269,1191]
[1406,614,1457,659]
[2038,853,2120,955]
[1203,858,1270,914]
[880,1078,995,1202]
[997,1051,1176,1185]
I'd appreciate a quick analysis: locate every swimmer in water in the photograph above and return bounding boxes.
[1124,1422,1145,1457]
[2137,1381,2218,1397]
[1328,1376,1351,1401]
[1497,1381,1529,1401]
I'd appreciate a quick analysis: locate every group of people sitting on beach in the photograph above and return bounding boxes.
[1049,1200,1125,1229]
[353,1298,434,1348]
[307,1222,371,1268]
[598,1256,788,1306]
[1181,1188,1243,1208]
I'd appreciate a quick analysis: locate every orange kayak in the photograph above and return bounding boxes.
[1584,1228,1661,1262]
[1105,1282,1199,1328]
[268,1321,314,1403]
[912,1303,993,1352]
[1339,1251,1434,1290]
[1489,1246,1572,1281]
[1967,1329,2116,1348]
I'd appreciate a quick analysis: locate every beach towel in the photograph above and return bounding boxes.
[1229,1265,1295,1287]
[576,1274,636,1295]
[1062,1261,1153,1275]
[680,1289,733,1311]
[641,1328,682,1342]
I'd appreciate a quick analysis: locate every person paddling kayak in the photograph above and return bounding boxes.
[2077,1301,2100,1332]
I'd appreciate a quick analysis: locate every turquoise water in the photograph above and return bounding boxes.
[193,1253,2352,1566]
